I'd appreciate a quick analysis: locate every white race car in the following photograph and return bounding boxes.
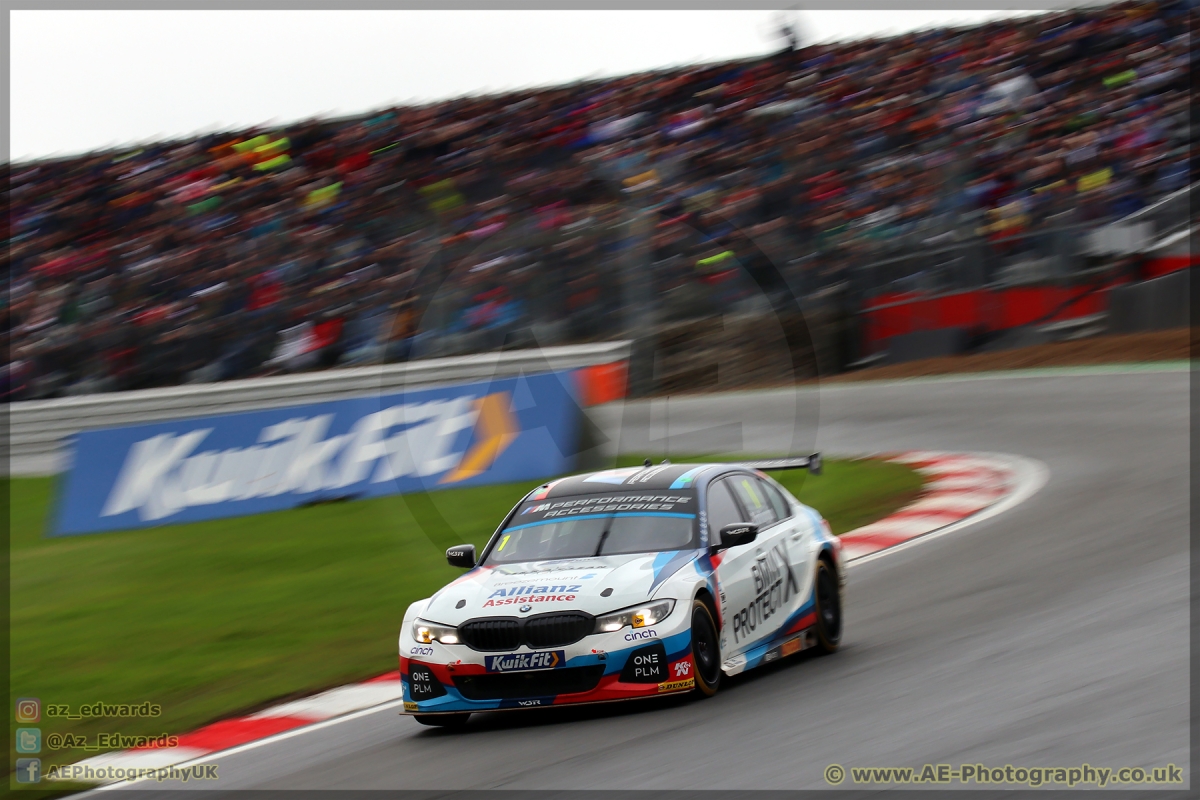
[398,457,843,726]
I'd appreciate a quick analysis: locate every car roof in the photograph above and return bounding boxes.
[526,462,749,499]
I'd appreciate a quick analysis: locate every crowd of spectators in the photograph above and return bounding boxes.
[7,1,1194,399]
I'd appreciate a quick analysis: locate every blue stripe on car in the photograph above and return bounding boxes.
[669,466,705,488]
[647,549,698,594]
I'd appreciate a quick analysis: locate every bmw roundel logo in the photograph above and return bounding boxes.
[519,605,532,613]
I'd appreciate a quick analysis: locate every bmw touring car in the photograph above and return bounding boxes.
[398,457,843,726]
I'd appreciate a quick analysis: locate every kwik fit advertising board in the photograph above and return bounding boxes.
[53,371,581,536]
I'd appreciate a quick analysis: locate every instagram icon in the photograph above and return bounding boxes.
[15,698,40,723]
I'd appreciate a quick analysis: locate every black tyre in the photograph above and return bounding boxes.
[812,559,842,654]
[690,597,722,696]
[415,713,470,728]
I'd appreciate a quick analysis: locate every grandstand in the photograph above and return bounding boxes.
[6,1,1195,400]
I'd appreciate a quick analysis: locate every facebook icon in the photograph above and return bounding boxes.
[16,758,41,783]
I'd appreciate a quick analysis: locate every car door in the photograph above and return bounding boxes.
[756,474,816,622]
[725,472,804,644]
[707,476,764,659]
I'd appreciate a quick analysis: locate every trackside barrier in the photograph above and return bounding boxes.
[1108,269,1191,333]
[575,362,629,407]
[7,341,632,477]
[53,370,583,536]
[860,285,1111,353]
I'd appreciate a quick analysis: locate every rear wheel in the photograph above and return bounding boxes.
[415,713,470,728]
[690,598,722,696]
[812,559,842,654]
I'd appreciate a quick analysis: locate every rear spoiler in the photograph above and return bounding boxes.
[740,453,822,475]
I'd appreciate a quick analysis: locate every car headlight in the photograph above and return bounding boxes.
[412,618,459,645]
[594,599,676,633]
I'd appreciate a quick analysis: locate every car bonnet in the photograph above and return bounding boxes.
[422,549,699,626]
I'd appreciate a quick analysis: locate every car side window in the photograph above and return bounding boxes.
[729,473,779,528]
[760,478,792,520]
[705,479,745,543]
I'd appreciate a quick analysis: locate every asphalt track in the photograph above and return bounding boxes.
[100,368,1190,793]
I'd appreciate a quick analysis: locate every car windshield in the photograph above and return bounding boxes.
[484,490,699,565]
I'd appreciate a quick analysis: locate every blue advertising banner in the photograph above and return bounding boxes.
[53,370,582,536]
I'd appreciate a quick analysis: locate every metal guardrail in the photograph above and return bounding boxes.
[1116,182,1195,242]
[848,182,1197,300]
[5,341,632,476]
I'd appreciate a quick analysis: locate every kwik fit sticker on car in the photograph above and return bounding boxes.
[484,651,565,672]
[53,371,581,535]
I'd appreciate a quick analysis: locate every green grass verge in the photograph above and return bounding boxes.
[8,455,920,776]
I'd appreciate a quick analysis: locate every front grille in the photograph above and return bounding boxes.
[523,613,594,649]
[458,618,521,651]
[453,666,606,700]
[456,611,595,652]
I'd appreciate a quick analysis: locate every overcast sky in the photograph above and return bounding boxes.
[10,9,1045,162]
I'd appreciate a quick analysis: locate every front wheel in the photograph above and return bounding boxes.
[415,713,470,728]
[690,598,722,696]
[812,559,842,654]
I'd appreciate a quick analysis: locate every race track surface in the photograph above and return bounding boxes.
[100,369,1190,793]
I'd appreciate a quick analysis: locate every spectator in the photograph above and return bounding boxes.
[6,1,1194,400]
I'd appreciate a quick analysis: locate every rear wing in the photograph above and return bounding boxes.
[740,453,822,476]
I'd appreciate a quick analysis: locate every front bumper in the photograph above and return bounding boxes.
[399,626,695,715]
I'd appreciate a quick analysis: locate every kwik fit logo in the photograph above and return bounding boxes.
[484,650,564,673]
[102,393,518,521]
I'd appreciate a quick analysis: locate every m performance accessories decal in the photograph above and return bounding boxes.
[510,492,696,525]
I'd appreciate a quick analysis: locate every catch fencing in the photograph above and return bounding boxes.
[7,341,631,477]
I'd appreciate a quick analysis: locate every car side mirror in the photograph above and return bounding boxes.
[446,544,476,569]
[717,523,758,551]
